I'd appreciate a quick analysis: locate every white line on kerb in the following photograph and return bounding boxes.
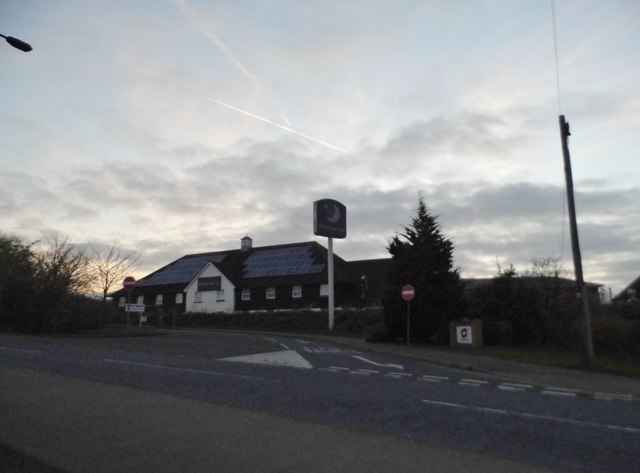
[422,399,640,434]
[102,359,271,382]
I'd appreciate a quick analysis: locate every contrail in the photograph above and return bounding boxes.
[170,0,261,91]
[210,99,359,157]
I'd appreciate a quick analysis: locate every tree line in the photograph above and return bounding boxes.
[0,233,139,333]
[375,197,639,357]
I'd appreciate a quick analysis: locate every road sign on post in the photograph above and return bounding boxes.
[313,199,347,333]
[401,284,415,346]
[123,276,136,329]
[123,276,136,290]
[401,284,415,301]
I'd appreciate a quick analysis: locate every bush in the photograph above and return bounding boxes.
[122,307,383,336]
[483,320,514,346]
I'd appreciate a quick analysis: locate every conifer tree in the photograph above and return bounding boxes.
[381,197,463,342]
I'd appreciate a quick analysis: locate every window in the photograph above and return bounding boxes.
[155,294,163,306]
[198,276,221,292]
[118,297,125,307]
[216,290,225,302]
[194,291,202,303]
[175,293,183,304]
[241,289,251,301]
[292,285,302,299]
[320,284,329,297]
[266,287,276,300]
[137,295,144,305]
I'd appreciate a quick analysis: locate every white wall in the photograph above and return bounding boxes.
[185,263,235,313]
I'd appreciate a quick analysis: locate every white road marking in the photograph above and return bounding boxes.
[0,347,43,354]
[498,383,533,391]
[102,359,271,381]
[279,343,291,350]
[460,378,489,385]
[219,350,312,369]
[419,375,449,382]
[328,366,351,371]
[542,388,578,398]
[459,381,485,387]
[294,339,311,344]
[356,369,380,374]
[349,370,371,376]
[594,392,634,401]
[352,355,403,370]
[422,399,640,434]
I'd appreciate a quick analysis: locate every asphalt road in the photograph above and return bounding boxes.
[1,330,639,472]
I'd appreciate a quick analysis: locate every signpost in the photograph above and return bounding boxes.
[123,276,136,329]
[313,199,347,332]
[402,284,415,346]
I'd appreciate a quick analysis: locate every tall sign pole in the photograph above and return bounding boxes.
[314,199,347,332]
[559,115,595,368]
[327,237,335,331]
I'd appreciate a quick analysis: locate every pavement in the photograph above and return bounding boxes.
[1,329,639,473]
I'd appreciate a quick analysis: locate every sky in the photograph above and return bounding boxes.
[1,0,638,297]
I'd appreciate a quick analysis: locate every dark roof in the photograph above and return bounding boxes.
[613,275,640,302]
[110,241,357,297]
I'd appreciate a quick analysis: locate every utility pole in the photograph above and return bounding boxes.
[559,115,595,368]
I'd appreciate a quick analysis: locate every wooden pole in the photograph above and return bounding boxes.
[559,115,595,368]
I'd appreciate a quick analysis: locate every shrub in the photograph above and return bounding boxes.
[483,320,514,346]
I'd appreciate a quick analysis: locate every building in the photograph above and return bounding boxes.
[111,237,369,314]
[612,275,639,304]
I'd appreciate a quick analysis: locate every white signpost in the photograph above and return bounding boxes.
[313,199,347,332]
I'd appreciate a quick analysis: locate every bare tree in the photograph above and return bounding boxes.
[90,240,140,302]
[34,233,93,294]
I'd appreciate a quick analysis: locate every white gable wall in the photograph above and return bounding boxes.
[185,263,235,313]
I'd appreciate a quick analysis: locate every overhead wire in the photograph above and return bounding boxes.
[551,0,566,261]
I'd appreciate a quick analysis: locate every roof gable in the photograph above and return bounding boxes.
[136,252,227,288]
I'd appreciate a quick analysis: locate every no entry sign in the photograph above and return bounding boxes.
[123,276,136,290]
[401,284,415,301]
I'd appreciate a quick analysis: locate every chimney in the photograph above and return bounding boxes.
[241,235,253,252]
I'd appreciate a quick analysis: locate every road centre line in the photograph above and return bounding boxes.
[542,388,578,397]
[460,378,489,384]
[498,385,527,392]
[102,359,273,382]
[501,382,533,389]
[422,399,640,434]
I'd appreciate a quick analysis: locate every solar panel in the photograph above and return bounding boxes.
[138,254,226,286]
[243,246,324,278]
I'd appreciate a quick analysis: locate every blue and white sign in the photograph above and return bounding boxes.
[456,325,473,344]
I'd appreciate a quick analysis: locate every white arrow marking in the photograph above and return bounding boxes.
[352,355,404,370]
[219,350,312,369]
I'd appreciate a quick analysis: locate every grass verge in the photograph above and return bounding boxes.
[456,345,640,379]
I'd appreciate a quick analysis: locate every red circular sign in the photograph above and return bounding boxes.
[123,276,136,290]
[401,284,415,301]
